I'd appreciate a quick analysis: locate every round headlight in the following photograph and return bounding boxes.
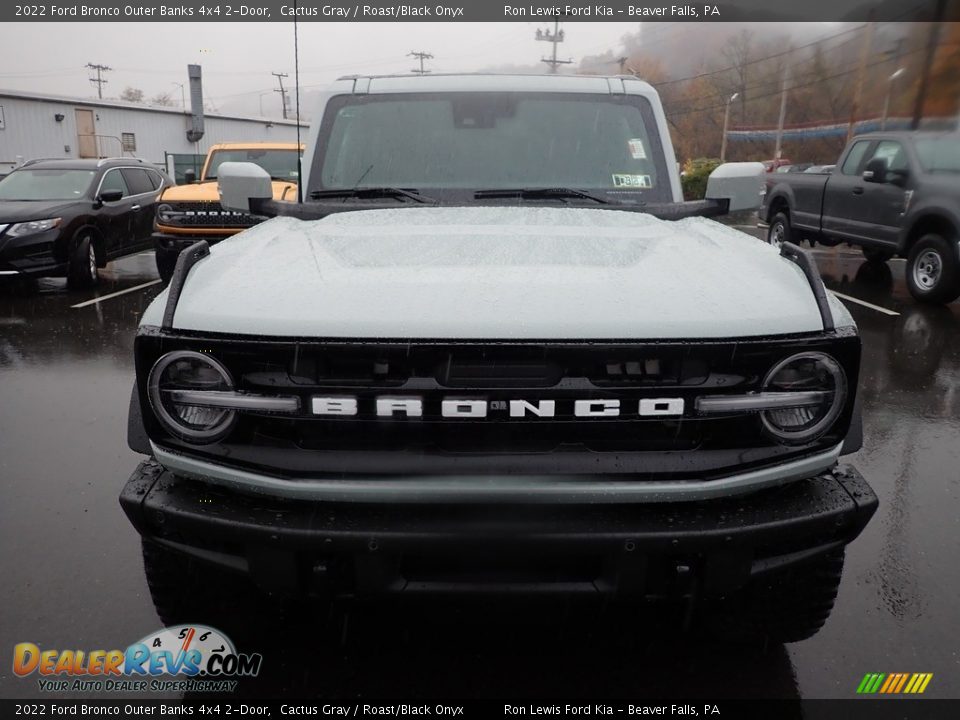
[156,204,176,223]
[761,352,847,444]
[148,351,236,443]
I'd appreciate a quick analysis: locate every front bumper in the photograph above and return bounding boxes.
[0,228,66,278]
[120,459,877,598]
[154,231,233,254]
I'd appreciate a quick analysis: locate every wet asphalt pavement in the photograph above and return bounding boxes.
[0,238,958,701]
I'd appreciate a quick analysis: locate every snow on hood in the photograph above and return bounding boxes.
[140,206,853,339]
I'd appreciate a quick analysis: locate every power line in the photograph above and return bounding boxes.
[536,21,572,74]
[666,45,927,120]
[408,51,434,75]
[271,71,289,119]
[85,63,112,99]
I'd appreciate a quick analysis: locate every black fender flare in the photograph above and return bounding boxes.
[127,382,151,455]
[840,391,862,456]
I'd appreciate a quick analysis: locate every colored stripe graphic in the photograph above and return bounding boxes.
[857,673,932,694]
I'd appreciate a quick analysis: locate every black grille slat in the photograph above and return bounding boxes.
[167,201,264,227]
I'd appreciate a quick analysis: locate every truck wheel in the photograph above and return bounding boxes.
[154,247,177,285]
[141,539,259,628]
[767,212,791,250]
[707,550,845,644]
[906,233,960,304]
[66,233,99,289]
[862,246,894,264]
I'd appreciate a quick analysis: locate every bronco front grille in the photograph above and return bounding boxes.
[135,330,860,477]
[161,201,264,228]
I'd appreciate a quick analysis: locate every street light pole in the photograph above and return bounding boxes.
[720,92,739,163]
[881,68,905,130]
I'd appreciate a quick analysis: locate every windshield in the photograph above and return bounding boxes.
[0,168,96,201]
[914,136,960,174]
[312,92,672,202]
[205,149,300,181]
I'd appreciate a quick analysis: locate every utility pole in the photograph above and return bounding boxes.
[846,20,875,143]
[408,51,433,75]
[536,21,572,74]
[912,0,947,130]
[272,71,289,120]
[773,64,790,163]
[85,63,111,99]
[616,56,629,74]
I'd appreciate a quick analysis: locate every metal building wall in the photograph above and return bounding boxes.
[0,92,305,174]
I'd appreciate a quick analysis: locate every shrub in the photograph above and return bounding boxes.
[681,157,722,200]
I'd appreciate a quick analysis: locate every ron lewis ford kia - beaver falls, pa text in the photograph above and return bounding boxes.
[120,74,877,643]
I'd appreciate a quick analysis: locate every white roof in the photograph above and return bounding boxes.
[336,73,657,96]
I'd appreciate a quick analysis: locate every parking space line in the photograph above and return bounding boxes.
[71,279,161,309]
[830,291,900,317]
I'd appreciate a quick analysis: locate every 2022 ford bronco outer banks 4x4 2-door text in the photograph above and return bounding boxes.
[121,74,877,642]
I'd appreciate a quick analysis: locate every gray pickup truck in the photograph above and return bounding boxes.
[761,131,960,304]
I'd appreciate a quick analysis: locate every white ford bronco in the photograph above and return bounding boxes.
[122,74,876,642]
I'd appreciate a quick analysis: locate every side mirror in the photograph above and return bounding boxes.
[218,162,273,213]
[98,190,124,204]
[183,168,197,185]
[705,162,766,212]
[863,158,887,184]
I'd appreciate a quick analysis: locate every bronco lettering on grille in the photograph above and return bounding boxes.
[310,396,685,418]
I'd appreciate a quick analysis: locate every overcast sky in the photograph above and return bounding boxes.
[0,22,642,114]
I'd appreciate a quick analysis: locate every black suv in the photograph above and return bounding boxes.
[0,158,171,288]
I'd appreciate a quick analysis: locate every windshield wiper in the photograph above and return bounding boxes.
[473,187,613,204]
[309,187,437,204]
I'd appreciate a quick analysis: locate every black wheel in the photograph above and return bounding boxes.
[66,232,98,289]
[906,233,960,304]
[767,212,791,250]
[862,246,894,264]
[155,247,178,284]
[707,550,846,644]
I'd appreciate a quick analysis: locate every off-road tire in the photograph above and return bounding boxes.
[706,550,846,644]
[767,212,792,250]
[862,246,894,264]
[905,233,960,305]
[67,233,99,289]
[141,539,259,629]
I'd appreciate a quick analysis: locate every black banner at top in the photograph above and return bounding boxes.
[2,0,955,23]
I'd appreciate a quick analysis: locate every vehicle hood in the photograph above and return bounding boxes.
[142,206,853,339]
[0,200,77,224]
[159,180,296,203]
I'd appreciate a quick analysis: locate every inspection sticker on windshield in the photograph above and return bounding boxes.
[628,139,647,159]
[613,174,651,188]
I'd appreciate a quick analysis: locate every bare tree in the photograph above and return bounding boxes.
[150,91,175,107]
[119,87,144,103]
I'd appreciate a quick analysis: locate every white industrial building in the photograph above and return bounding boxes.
[0,88,306,176]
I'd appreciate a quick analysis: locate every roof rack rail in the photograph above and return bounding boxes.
[20,157,66,167]
[96,157,145,167]
[779,241,835,332]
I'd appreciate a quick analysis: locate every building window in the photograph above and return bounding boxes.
[121,132,136,152]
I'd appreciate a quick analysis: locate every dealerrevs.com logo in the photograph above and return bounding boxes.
[13,625,262,693]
